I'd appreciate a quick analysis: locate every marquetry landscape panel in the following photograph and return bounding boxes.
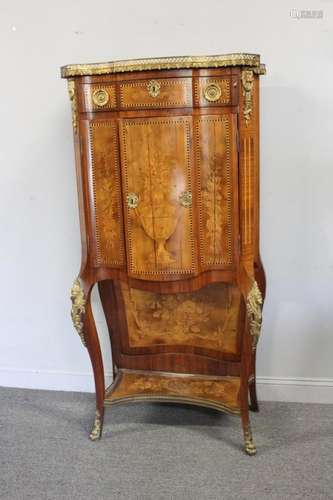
[119,116,196,279]
[90,121,125,266]
[195,115,233,268]
[119,281,241,355]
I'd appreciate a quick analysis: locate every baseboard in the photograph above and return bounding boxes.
[0,368,332,404]
[257,376,333,404]
[0,367,112,394]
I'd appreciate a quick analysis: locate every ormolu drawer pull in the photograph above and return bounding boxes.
[92,88,109,107]
[204,82,222,102]
[127,192,139,209]
[147,80,161,97]
[179,191,192,208]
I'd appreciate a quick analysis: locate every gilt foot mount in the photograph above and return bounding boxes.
[89,410,103,441]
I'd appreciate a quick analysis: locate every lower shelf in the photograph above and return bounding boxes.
[104,369,241,415]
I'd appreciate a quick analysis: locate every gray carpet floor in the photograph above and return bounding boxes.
[0,387,332,500]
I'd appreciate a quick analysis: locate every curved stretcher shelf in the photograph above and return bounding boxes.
[105,369,241,415]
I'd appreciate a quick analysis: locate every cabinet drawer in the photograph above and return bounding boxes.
[81,84,117,112]
[194,77,232,106]
[119,78,192,109]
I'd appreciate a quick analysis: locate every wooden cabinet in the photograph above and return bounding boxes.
[62,54,266,455]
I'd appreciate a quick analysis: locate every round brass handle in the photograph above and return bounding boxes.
[127,192,139,209]
[92,88,109,107]
[204,82,222,102]
[179,191,192,208]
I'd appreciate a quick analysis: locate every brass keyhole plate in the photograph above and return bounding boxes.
[147,80,161,98]
[127,192,139,209]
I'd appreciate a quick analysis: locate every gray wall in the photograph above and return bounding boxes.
[1,0,332,402]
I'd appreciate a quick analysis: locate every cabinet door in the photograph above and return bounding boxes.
[119,116,197,280]
[195,113,237,269]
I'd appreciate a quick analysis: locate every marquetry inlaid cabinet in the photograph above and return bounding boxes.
[62,53,266,455]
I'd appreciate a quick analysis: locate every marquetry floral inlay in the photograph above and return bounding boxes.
[122,376,229,399]
[107,371,241,412]
[95,161,119,245]
[197,116,233,267]
[90,121,124,266]
[136,159,179,266]
[120,282,241,354]
[120,117,195,277]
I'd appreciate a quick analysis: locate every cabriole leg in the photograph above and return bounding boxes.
[240,375,257,455]
[241,409,257,456]
[71,277,105,440]
[249,363,259,412]
[249,380,259,412]
[246,280,263,415]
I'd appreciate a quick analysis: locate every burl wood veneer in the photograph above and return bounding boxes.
[62,53,266,455]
